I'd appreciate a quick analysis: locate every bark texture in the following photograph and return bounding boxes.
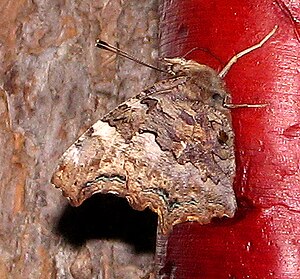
[0,0,159,278]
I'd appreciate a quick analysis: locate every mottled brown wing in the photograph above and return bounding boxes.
[51,66,236,234]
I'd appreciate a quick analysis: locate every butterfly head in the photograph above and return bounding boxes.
[163,58,229,109]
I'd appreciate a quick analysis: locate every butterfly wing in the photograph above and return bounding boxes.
[52,66,236,234]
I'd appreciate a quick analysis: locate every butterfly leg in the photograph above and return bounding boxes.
[219,25,278,78]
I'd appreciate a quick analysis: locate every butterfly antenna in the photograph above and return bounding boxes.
[95,40,168,74]
[183,47,225,67]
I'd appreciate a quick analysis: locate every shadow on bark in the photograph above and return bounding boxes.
[55,194,157,253]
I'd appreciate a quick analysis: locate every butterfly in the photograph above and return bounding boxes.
[51,26,277,234]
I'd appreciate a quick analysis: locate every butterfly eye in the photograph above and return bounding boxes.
[212,92,223,102]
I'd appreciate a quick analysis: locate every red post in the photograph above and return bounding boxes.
[158,0,300,278]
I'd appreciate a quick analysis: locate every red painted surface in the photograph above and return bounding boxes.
[158,0,300,278]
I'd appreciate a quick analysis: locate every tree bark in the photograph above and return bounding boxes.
[0,0,159,278]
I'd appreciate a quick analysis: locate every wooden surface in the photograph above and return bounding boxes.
[157,0,300,278]
[0,0,160,278]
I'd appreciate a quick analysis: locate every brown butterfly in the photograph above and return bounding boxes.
[51,26,277,234]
